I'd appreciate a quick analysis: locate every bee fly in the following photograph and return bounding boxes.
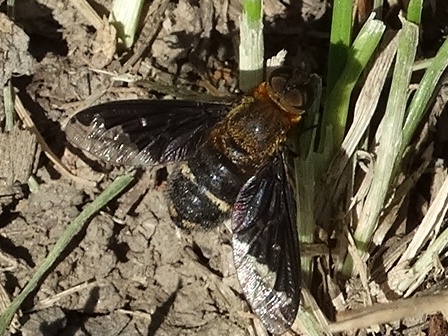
[65,66,312,334]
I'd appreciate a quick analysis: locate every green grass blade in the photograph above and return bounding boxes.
[401,37,448,154]
[315,33,399,235]
[320,16,385,160]
[242,0,262,23]
[239,0,264,92]
[406,0,423,24]
[110,0,145,49]
[326,0,353,93]
[295,75,322,286]
[342,17,419,276]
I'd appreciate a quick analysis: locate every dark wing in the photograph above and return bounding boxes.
[65,100,231,166]
[231,152,300,334]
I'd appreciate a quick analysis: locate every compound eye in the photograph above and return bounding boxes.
[269,72,288,95]
[267,67,312,113]
[282,87,307,110]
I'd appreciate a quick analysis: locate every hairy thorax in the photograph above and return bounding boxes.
[210,92,295,171]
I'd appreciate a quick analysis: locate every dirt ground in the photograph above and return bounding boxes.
[1,0,448,336]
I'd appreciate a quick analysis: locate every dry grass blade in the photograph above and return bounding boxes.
[122,0,170,72]
[291,286,331,335]
[373,145,433,246]
[69,0,104,30]
[116,309,152,321]
[344,18,419,276]
[328,289,448,333]
[0,284,19,334]
[110,0,144,49]
[32,280,104,311]
[398,175,448,264]
[388,195,448,296]
[14,96,97,188]
[315,32,398,234]
[330,34,398,179]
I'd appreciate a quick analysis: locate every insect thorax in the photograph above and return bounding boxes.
[210,96,292,170]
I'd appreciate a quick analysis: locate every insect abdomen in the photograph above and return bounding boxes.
[167,143,246,230]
